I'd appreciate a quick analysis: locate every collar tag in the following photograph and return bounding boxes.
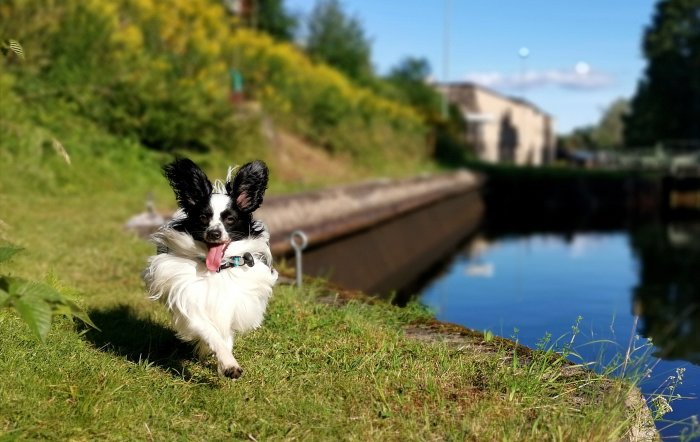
[217,252,255,272]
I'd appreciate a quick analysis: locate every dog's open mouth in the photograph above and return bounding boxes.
[205,241,231,272]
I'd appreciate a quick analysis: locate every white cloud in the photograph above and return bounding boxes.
[465,65,614,91]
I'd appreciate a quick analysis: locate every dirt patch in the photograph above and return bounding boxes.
[267,129,358,186]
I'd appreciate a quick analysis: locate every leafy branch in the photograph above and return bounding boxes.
[1,39,25,60]
[0,244,97,341]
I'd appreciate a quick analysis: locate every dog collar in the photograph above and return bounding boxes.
[216,252,255,272]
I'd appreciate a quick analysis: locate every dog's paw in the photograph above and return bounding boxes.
[223,366,243,379]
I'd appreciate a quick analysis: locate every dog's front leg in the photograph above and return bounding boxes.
[194,325,243,379]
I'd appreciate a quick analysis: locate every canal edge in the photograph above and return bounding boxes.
[305,277,660,441]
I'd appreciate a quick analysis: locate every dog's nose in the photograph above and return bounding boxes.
[207,229,222,241]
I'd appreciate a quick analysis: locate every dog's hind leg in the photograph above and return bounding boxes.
[194,340,213,361]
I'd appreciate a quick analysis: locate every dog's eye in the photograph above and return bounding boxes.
[199,214,209,223]
[224,215,236,224]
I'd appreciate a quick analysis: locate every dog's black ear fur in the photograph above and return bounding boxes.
[162,158,213,212]
[226,160,269,214]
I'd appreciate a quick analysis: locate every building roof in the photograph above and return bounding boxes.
[438,81,552,118]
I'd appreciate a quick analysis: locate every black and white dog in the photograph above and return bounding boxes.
[144,158,277,379]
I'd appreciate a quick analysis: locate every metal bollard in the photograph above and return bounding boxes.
[289,230,308,288]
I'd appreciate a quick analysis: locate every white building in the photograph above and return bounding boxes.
[438,82,555,165]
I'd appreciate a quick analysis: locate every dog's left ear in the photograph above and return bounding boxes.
[226,160,269,213]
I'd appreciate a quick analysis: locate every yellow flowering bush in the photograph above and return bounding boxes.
[2,0,428,162]
[226,29,426,159]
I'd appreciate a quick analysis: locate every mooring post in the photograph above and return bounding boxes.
[290,230,308,288]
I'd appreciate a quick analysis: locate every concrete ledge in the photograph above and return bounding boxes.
[258,170,482,256]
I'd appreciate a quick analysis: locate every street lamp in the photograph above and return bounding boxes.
[518,46,529,93]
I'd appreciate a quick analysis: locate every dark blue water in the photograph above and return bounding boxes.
[419,226,700,439]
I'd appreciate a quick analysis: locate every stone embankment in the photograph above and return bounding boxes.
[258,170,481,255]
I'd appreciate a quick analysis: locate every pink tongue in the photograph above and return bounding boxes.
[205,243,228,272]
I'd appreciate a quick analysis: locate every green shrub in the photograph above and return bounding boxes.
[1,0,428,169]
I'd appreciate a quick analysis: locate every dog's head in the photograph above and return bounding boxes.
[162,158,269,270]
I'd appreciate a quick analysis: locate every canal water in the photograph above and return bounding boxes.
[417,221,700,439]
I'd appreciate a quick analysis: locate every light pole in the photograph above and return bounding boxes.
[442,0,451,119]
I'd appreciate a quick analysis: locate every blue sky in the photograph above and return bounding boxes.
[287,0,658,134]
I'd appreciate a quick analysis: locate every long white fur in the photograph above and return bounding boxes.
[144,217,278,376]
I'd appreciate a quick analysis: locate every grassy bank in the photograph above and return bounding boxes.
[0,190,648,439]
[1,281,646,440]
[1,86,653,442]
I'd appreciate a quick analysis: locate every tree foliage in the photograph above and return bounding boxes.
[594,98,629,148]
[304,0,373,83]
[255,0,298,42]
[625,0,700,148]
[388,56,431,84]
[386,56,471,165]
[558,126,596,150]
[387,57,441,120]
[559,98,629,150]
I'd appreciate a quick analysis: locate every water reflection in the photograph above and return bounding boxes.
[630,222,700,364]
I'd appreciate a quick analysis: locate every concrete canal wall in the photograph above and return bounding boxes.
[259,170,481,253]
[258,170,484,296]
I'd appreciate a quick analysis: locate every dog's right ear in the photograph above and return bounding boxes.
[162,158,212,212]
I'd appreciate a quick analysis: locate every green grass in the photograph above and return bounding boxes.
[0,283,639,441]
[0,77,648,441]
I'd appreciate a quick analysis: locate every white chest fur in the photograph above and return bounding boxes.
[144,229,278,337]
